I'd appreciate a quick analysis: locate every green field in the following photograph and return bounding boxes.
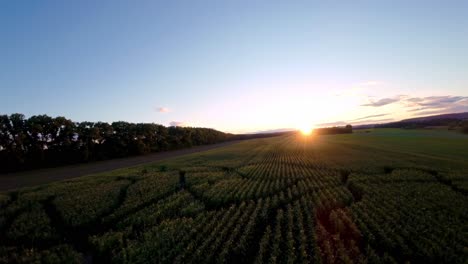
[1,129,467,263]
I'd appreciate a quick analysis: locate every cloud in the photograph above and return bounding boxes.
[414,96,467,107]
[412,105,468,117]
[169,121,187,127]
[406,97,424,103]
[157,107,170,113]
[251,128,296,134]
[407,106,435,112]
[353,113,389,120]
[359,95,465,108]
[316,121,348,127]
[361,97,401,107]
[411,109,452,116]
[352,118,395,125]
[316,117,396,127]
[357,95,467,120]
[405,96,468,114]
[319,94,467,127]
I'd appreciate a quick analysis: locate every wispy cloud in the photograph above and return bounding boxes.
[406,97,424,103]
[353,118,395,124]
[361,97,401,107]
[315,121,348,127]
[410,96,467,107]
[405,96,468,115]
[411,109,451,116]
[320,94,467,128]
[316,117,395,127]
[157,107,170,113]
[353,113,389,120]
[407,106,435,112]
[169,121,187,127]
[411,105,468,117]
[364,95,468,116]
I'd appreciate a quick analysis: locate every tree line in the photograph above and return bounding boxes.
[0,114,232,173]
[314,125,353,135]
[372,117,468,132]
[463,121,468,134]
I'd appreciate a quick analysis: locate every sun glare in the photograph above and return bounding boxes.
[299,126,313,136]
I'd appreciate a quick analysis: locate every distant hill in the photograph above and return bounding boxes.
[355,112,468,129]
[400,112,468,122]
[250,128,296,134]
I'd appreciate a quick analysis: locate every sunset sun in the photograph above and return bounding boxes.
[299,125,313,135]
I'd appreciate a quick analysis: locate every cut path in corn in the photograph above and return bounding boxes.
[0,141,240,192]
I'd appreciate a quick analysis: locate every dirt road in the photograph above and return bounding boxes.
[0,141,239,192]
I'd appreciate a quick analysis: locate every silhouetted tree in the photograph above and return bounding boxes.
[315,125,353,135]
[0,113,233,173]
[461,121,468,134]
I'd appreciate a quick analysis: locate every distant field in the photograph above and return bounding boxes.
[1,129,467,263]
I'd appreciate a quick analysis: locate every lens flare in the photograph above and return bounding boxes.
[299,126,313,135]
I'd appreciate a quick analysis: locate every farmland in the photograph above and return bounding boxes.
[0,128,467,263]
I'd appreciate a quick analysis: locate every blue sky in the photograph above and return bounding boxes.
[1,1,467,133]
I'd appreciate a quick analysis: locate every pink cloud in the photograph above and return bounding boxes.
[157,107,170,113]
[169,121,187,127]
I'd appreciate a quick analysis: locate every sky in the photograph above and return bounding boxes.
[1,0,468,133]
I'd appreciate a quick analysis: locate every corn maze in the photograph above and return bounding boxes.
[0,132,467,263]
